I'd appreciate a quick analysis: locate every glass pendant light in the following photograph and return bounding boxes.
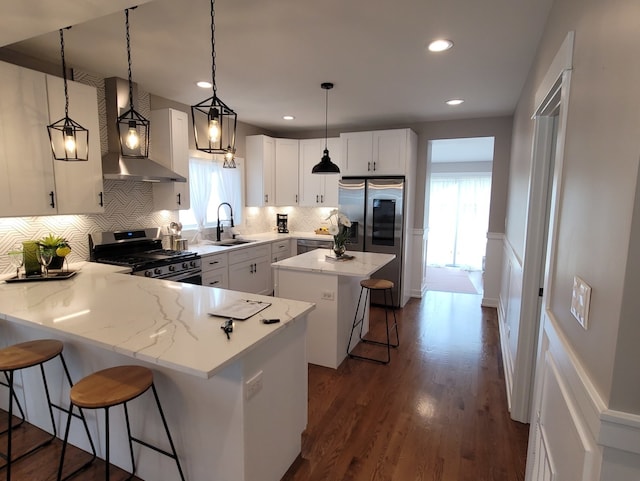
[47,27,89,161]
[191,0,238,160]
[312,82,340,174]
[117,7,150,158]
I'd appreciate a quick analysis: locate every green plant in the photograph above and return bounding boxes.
[38,233,71,253]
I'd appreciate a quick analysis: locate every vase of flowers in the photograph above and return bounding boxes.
[326,209,351,257]
[38,233,71,271]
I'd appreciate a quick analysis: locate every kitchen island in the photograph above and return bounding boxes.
[272,249,395,369]
[0,262,314,481]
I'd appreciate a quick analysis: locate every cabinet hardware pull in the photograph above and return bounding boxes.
[250,264,254,273]
[316,195,319,203]
[98,192,104,207]
[321,195,324,203]
[177,193,181,205]
[368,162,371,171]
[373,162,376,171]
[49,191,55,208]
[211,281,219,285]
[295,194,298,203]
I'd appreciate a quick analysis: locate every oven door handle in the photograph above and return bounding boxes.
[159,269,202,282]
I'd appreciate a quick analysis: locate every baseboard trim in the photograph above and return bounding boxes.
[482,297,498,308]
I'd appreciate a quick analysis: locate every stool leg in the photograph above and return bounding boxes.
[6,370,14,481]
[39,363,58,439]
[388,288,399,348]
[56,402,75,481]
[357,288,371,342]
[0,372,25,435]
[105,408,111,481]
[150,384,186,481]
[347,286,366,356]
[123,403,136,480]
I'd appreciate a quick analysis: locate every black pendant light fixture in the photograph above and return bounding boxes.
[191,0,238,164]
[47,27,89,161]
[312,82,340,174]
[117,7,150,158]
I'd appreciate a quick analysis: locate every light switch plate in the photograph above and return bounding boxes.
[570,276,591,330]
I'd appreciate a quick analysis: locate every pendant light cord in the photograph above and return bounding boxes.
[124,7,136,110]
[325,87,329,150]
[58,28,70,118]
[211,0,217,96]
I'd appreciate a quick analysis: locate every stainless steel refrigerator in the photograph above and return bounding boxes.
[339,177,405,307]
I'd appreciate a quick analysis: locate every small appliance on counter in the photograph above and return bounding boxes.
[277,214,289,233]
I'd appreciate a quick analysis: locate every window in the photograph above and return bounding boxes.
[179,152,243,233]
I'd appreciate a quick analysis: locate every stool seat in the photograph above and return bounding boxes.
[70,365,153,409]
[0,340,63,371]
[360,278,394,290]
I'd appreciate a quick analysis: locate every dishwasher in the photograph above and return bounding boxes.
[296,238,333,254]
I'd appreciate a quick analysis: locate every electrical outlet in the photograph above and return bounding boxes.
[321,291,335,300]
[570,276,591,330]
[245,370,263,401]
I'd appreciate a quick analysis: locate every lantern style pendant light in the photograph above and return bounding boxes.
[47,27,89,161]
[117,7,150,158]
[191,0,237,163]
[312,82,340,174]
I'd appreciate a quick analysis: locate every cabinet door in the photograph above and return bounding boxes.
[298,139,324,206]
[228,255,271,295]
[0,61,56,217]
[47,75,104,214]
[372,129,407,175]
[274,138,298,206]
[202,268,229,289]
[340,131,373,176]
[152,109,190,210]
[246,135,275,206]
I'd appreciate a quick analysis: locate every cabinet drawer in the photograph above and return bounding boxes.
[228,244,270,265]
[201,252,228,272]
[271,240,291,256]
[202,268,229,289]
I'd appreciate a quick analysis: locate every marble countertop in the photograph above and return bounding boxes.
[271,249,395,277]
[188,231,337,256]
[0,262,314,379]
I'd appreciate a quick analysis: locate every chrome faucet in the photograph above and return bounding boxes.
[216,202,234,241]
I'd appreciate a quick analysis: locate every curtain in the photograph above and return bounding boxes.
[189,157,214,243]
[427,175,491,270]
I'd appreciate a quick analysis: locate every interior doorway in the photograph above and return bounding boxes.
[425,137,495,295]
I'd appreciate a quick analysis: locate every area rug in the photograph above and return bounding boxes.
[425,266,480,294]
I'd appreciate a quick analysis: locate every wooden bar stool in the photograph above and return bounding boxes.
[57,365,185,481]
[0,339,95,481]
[347,278,399,364]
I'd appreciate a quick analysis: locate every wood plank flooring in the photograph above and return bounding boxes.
[1,290,528,480]
[282,290,529,481]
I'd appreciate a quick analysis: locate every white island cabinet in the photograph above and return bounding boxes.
[272,249,395,369]
[0,262,314,481]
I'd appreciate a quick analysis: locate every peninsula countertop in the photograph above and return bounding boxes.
[0,262,314,379]
[271,248,396,277]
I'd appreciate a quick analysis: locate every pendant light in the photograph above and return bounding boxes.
[191,0,238,162]
[312,82,340,174]
[117,7,150,158]
[223,112,236,168]
[47,27,89,161]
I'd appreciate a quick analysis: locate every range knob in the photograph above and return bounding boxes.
[182,262,189,269]
[189,260,196,268]
[144,270,152,277]
[154,268,162,275]
[169,265,176,272]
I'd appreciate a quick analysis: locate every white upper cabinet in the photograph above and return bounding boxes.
[246,135,275,207]
[0,61,103,217]
[151,108,190,210]
[274,138,299,206]
[298,138,340,207]
[340,129,410,176]
[46,74,104,214]
[0,62,56,217]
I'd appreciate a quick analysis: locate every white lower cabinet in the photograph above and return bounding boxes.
[201,252,229,289]
[228,244,272,295]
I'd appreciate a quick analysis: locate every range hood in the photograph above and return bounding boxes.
[102,77,186,183]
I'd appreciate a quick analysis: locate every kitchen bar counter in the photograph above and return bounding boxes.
[0,262,314,481]
[272,249,395,368]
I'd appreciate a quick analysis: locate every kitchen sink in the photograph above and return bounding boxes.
[205,239,255,247]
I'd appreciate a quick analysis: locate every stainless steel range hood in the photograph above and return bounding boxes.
[102,77,186,183]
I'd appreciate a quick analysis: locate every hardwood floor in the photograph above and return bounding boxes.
[282,290,529,481]
[1,291,527,480]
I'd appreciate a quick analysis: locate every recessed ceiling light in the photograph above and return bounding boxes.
[446,99,464,106]
[428,39,454,52]
[283,115,295,120]
[196,81,212,88]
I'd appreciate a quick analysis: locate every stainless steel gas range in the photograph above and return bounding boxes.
[89,228,202,284]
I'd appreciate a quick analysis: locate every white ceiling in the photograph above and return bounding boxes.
[1,0,554,134]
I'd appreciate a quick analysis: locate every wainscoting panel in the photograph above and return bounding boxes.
[482,232,503,308]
